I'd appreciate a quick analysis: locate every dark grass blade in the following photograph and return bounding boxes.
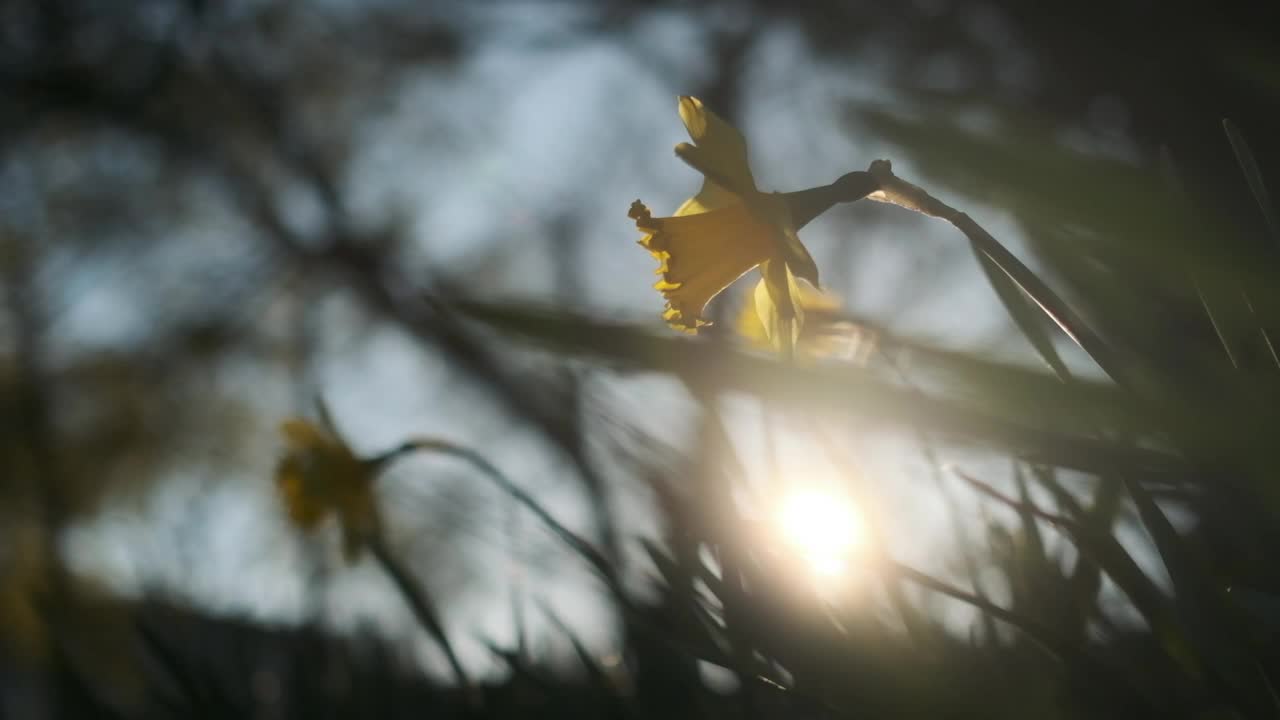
[890,561,1159,712]
[483,638,558,696]
[960,469,1197,682]
[1122,477,1275,713]
[640,537,736,656]
[1159,145,1252,372]
[1222,120,1280,370]
[1241,289,1280,370]
[1063,473,1121,621]
[642,538,692,592]
[856,104,1280,298]
[856,107,1280,417]
[689,406,780,680]
[135,620,239,719]
[1012,462,1047,562]
[378,437,619,589]
[368,536,470,691]
[882,347,1007,647]
[388,437,742,674]
[1193,278,1242,370]
[455,300,1184,477]
[1223,119,1280,248]
[973,244,1074,382]
[863,157,1137,391]
[537,600,637,717]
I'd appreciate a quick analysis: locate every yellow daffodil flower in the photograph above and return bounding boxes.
[630,96,878,356]
[276,418,380,561]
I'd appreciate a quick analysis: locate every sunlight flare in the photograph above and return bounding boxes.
[778,487,862,578]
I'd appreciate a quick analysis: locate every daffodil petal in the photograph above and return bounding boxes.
[756,261,805,355]
[741,276,846,352]
[674,142,755,199]
[675,179,739,216]
[794,278,842,312]
[675,96,756,196]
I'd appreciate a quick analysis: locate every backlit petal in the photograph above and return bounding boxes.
[756,260,804,355]
[675,96,756,197]
[739,276,853,358]
[674,180,739,216]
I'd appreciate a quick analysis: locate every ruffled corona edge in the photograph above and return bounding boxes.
[628,199,775,333]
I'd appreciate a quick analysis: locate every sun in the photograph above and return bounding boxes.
[778,487,862,578]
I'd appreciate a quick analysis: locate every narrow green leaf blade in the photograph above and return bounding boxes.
[973,244,1073,383]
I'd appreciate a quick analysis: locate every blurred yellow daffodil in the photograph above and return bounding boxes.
[276,418,380,562]
[630,96,878,356]
[0,525,144,703]
[0,526,50,663]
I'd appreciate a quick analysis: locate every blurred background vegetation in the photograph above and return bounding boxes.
[3,0,1280,717]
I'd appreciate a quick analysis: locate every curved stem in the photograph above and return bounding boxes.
[864,160,1134,391]
[371,439,619,591]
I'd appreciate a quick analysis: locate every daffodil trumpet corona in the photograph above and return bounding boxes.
[630,96,878,357]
